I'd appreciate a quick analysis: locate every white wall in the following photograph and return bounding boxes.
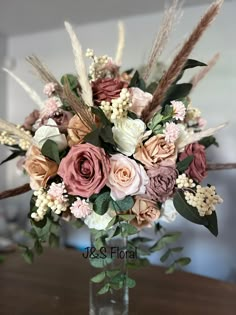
[5,2,236,281]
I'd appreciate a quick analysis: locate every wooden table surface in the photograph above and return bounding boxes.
[0,249,236,315]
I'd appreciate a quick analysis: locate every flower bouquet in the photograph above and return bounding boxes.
[1,0,235,313]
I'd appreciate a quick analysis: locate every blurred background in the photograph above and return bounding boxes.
[0,0,235,281]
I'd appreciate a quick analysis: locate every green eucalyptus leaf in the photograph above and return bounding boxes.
[177,155,194,172]
[175,257,191,266]
[106,270,120,278]
[121,223,138,236]
[34,240,43,255]
[127,258,150,269]
[165,263,176,274]
[41,139,60,164]
[93,191,110,215]
[72,219,84,229]
[107,216,118,229]
[22,249,34,264]
[49,233,60,248]
[110,196,134,212]
[97,284,110,295]
[89,257,113,269]
[126,277,136,288]
[150,232,181,252]
[160,249,172,263]
[118,214,136,222]
[91,271,106,283]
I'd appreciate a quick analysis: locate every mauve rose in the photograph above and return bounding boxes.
[146,160,177,202]
[134,134,176,169]
[58,143,110,198]
[130,87,153,117]
[92,78,128,105]
[23,110,40,131]
[179,142,207,183]
[130,196,160,228]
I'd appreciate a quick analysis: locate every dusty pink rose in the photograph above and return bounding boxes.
[130,87,153,117]
[58,143,110,198]
[179,143,207,183]
[146,160,177,202]
[23,110,40,131]
[106,154,149,201]
[92,78,128,105]
[130,196,160,228]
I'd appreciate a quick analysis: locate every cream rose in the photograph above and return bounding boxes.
[134,134,176,168]
[84,211,113,230]
[112,118,148,156]
[106,154,149,200]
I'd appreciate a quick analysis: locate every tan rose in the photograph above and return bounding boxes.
[130,196,160,228]
[134,134,176,168]
[24,146,58,190]
[67,115,92,147]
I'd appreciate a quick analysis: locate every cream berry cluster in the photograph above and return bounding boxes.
[176,174,196,188]
[86,48,109,81]
[184,185,223,217]
[0,125,31,150]
[100,88,132,123]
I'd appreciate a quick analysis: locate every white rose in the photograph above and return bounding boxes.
[112,118,147,156]
[33,118,67,151]
[84,211,113,230]
[160,199,178,223]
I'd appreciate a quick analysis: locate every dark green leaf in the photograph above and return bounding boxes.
[177,155,194,172]
[72,219,84,229]
[49,233,60,247]
[175,59,207,83]
[83,128,102,147]
[41,139,60,164]
[93,191,110,215]
[175,257,191,266]
[146,81,158,94]
[0,150,25,166]
[97,284,110,295]
[61,74,78,90]
[127,111,138,120]
[34,240,43,255]
[162,83,192,106]
[199,136,219,148]
[91,106,111,126]
[129,71,146,91]
[110,196,134,212]
[160,249,172,263]
[22,249,34,264]
[206,211,218,237]
[91,271,106,283]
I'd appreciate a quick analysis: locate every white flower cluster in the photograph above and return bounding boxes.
[86,48,109,80]
[31,187,69,222]
[100,88,132,123]
[0,125,31,150]
[184,185,223,217]
[176,174,196,188]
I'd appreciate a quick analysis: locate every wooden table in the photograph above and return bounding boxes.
[1,249,236,315]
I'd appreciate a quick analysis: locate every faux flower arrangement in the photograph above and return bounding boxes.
[0,0,232,294]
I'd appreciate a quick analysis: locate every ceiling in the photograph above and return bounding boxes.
[0,0,219,37]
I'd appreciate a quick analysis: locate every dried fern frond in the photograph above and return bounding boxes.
[62,79,94,131]
[64,21,93,107]
[141,0,224,123]
[115,21,125,66]
[190,52,220,91]
[143,0,182,82]
[3,68,44,109]
[26,55,63,95]
[177,122,226,151]
[0,118,34,143]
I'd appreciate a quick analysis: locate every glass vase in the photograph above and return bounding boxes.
[89,234,129,315]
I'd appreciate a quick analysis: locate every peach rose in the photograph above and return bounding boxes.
[24,146,58,190]
[67,115,92,147]
[134,134,176,168]
[130,196,160,228]
[106,154,149,200]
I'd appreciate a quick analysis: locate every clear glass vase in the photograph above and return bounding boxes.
[89,234,129,315]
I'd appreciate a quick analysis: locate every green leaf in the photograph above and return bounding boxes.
[146,81,158,94]
[118,214,135,222]
[61,74,78,90]
[129,71,146,91]
[91,106,110,126]
[148,112,163,134]
[177,155,194,172]
[72,219,84,229]
[130,237,152,246]
[107,216,118,229]
[41,139,60,164]
[106,270,120,278]
[0,150,25,166]
[126,277,136,289]
[173,191,218,236]
[150,232,181,252]
[121,223,138,236]
[22,249,34,264]
[97,284,110,295]
[162,83,192,106]
[110,196,134,212]
[127,258,150,269]
[127,111,138,120]
[34,240,43,255]
[49,233,60,247]
[165,263,176,274]
[0,255,5,264]
[175,59,207,83]
[199,136,219,148]
[171,247,184,253]
[93,191,110,215]
[91,271,106,283]
[160,249,172,263]
[89,257,113,268]
[175,257,191,266]
[83,128,102,147]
